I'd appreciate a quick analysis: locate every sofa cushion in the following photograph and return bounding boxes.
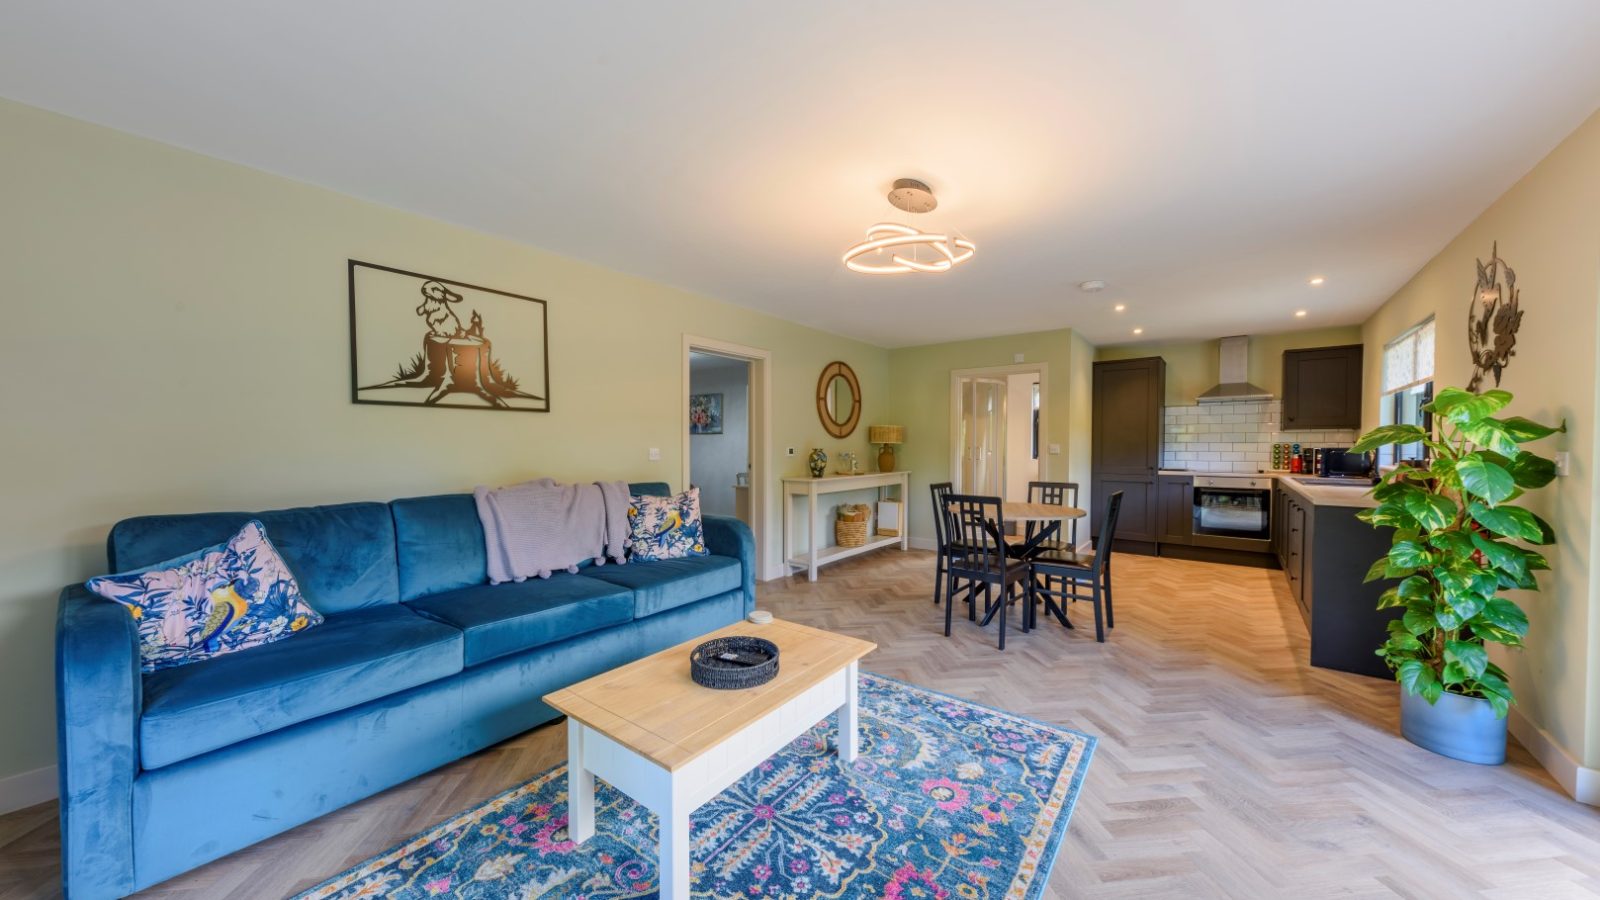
[88,520,325,673]
[108,502,400,614]
[138,605,462,769]
[391,494,488,602]
[404,575,633,667]
[582,554,742,619]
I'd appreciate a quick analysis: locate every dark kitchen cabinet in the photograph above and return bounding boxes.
[1092,356,1165,551]
[1156,475,1193,546]
[1277,480,1400,679]
[1282,344,1363,430]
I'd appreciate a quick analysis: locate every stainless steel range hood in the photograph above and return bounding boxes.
[1196,336,1273,403]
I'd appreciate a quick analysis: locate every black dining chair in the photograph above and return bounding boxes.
[929,481,955,607]
[943,494,1029,650]
[1026,491,1122,642]
[1026,481,1081,550]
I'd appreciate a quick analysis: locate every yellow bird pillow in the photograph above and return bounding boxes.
[86,520,323,672]
[626,488,709,561]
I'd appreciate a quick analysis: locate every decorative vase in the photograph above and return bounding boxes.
[1399,688,1507,765]
[877,444,896,472]
[807,449,827,478]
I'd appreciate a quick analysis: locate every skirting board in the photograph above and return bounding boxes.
[0,764,56,815]
[1509,708,1600,806]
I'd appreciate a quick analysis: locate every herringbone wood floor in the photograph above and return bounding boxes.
[5,550,1600,898]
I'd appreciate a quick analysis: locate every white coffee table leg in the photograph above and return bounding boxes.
[567,718,595,843]
[837,660,859,763]
[660,791,691,899]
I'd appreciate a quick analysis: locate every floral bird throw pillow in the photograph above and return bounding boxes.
[86,520,323,672]
[626,487,710,561]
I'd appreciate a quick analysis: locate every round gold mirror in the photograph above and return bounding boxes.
[817,361,862,438]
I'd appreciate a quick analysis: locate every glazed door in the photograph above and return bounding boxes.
[954,376,1008,496]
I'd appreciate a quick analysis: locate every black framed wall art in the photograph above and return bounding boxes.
[349,260,550,412]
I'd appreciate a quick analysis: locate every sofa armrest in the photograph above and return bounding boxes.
[702,514,756,614]
[56,584,140,900]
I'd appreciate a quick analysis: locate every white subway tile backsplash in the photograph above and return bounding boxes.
[1161,400,1356,472]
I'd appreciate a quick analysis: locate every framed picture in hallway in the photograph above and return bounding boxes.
[689,393,724,434]
[348,260,550,413]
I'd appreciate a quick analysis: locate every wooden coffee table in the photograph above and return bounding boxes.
[543,619,876,899]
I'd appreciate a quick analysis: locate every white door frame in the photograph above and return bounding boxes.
[949,362,1049,494]
[683,335,771,581]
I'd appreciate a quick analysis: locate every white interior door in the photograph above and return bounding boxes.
[955,376,1008,495]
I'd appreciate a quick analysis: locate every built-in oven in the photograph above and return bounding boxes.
[1192,475,1273,550]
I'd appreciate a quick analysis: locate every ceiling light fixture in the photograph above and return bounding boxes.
[1295,309,1308,318]
[1309,276,1326,286]
[1133,327,1144,335]
[1079,280,1108,293]
[1113,303,1127,312]
[842,178,975,275]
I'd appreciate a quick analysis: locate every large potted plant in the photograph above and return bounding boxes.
[1351,387,1562,764]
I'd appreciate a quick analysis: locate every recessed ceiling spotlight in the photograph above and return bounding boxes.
[1079,280,1108,293]
[1113,303,1127,312]
[1308,276,1325,286]
[1295,309,1308,318]
[1132,327,1144,335]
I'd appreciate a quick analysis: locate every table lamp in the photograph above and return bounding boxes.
[869,425,905,472]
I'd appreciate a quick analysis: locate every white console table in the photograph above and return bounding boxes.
[782,471,910,581]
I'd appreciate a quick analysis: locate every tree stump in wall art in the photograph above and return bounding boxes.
[349,260,550,413]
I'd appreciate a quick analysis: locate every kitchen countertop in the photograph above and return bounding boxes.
[1160,469,1378,508]
[1275,474,1379,509]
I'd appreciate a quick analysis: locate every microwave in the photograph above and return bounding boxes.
[1318,448,1374,480]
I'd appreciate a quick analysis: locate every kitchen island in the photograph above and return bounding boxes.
[1273,476,1399,679]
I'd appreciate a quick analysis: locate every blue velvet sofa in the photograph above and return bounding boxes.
[54,482,754,899]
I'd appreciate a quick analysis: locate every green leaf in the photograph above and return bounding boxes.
[1468,502,1544,542]
[1498,415,1565,443]
[1397,658,1440,699]
[1429,387,1512,424]
[1428,530,1474,558]
[1458,418,1521,455]
[1386,619,1424,651]
[1388,539,1432,569]
[1352,424,1429,453]
[1445,640,1489,679]
[1403,492,1458,530]
[1455,455,1516,504]
[1397,575,1433,599]
[1470,532,1526,578]
[1504,453,1557,489]
[1434,606,1463,631]
[1364,557,1391,584]
[1484,692,1511,718]
[1376,587,1403,609]
[1448,592,1485,622]
[1403,605,1435,637]
[1529,511,1557,545]
[1480,597,1530,637]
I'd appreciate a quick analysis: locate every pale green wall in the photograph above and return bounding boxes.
[0,98,889,782]
[1096,326,1365,405]
[885,328,1094,542]
[1360,108,1600,770]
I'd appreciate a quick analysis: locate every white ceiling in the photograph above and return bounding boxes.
[4,2,1599,348]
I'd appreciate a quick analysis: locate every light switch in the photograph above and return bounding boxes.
[1048,443,1062,455]
[787,447,797,457]
[1556,451,1571,476]
[648,447,662,461]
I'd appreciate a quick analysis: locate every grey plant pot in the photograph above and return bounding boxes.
[1399,688,1507,765]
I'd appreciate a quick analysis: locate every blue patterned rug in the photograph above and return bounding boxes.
[295,674,1095,899]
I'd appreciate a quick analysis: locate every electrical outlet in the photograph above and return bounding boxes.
[1047,443,1062,455]
[648,447,661,461]
[786,447,797,457]
[1556,451,1571,476]
[1013,352,1025,363]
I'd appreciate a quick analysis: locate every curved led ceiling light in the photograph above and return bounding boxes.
[842,178,975,275]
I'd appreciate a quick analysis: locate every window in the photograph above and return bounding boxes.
[1381,318,1435,464]
[1030,382,1041,460]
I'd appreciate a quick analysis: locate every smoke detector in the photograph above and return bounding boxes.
[1078,280,1108,293]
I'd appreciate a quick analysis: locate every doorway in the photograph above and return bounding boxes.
[683,336,771,578]
[950,363,1047,500]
